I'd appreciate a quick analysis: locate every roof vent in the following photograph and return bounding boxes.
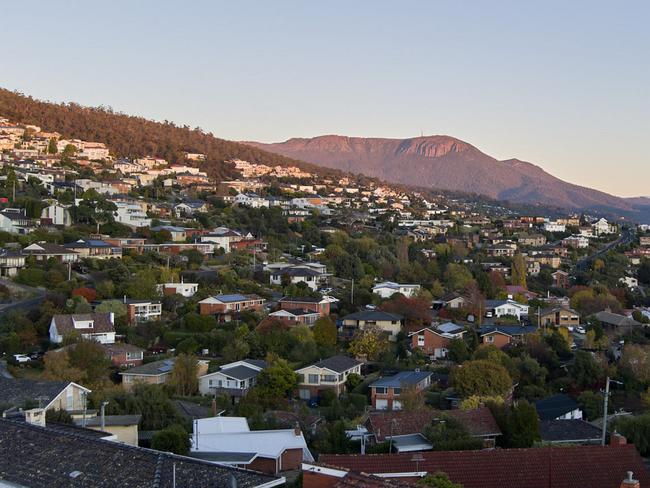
[69,471,83,478]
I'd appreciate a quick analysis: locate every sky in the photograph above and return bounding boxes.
[2,1,648,197]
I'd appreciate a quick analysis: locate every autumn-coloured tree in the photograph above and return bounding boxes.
[348,327,389,361]
[450,359,512,398]
[380,295,431,329]
[71,287,97,303]
[170,353,199,396]
[313,316,337,347]
[511,253,527,288]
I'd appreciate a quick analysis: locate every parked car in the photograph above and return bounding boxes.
[13,354,31,364]
[576,326,586,334]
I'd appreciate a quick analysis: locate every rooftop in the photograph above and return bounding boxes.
[369,371,432,389]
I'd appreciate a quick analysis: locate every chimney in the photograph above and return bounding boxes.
[621,472,640,488]
[611,433,628,446]
[211,399,217,417]
[294,422,301,436]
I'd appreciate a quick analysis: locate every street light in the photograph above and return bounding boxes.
[602,376,623,446]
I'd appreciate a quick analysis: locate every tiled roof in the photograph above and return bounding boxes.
[368,407,501,441]
[594,311,641,327]
[535,394,580,420]
[52,312,115,336]
[120,358,176,377]
[83,415,142,427]
[220,365,261,381]
[0,419,279,487]
[305,355,362,373]
[319,444,650,488]
[342,310,403,322]
[540,419,602,443]
[369,371,432,389]
[0,377,82,409]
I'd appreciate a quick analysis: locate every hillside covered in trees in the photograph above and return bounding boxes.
[0,88,337,181]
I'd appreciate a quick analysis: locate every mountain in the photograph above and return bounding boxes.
[0,88,335,181]
[245,135,648,220]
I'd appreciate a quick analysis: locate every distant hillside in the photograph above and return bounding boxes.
[0,88,330,181]
[244,135,650,222]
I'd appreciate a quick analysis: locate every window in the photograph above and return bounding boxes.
[417,335,425,346]
[66,388,74,410]
[308,374,319,384]
[322,375,336,383]
[375,387,387,394]
[486,335,494,343]
[393,387,401,395]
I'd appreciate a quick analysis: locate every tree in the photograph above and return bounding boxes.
[510,253,527,288]
[450,360,512,398]
[507,400,540,447]
[125,269,158,300]
[95,299,127,318]
[170,354,199,396]
[399,384,427,411]
[418,472,463,488]
[578,390,604,420]
[423,414,482,451]
[255,356,298,407]
[620,344,650,383]
[68,341,112,388]
[47,137,58,154]
[345,373,362,392]
[612,414,650,456]
[151,424,190,455]
[348,327,389,361]
[313,316,337,347]
[444,264,474,291]
[448,338,469,363]
[570,351,604,388]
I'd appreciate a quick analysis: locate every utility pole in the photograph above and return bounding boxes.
[351,278,354,304]
[100,401,109,431]
[602,377,623,445]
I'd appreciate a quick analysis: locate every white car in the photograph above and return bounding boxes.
[13,354,31,364]
[576,326,586,334]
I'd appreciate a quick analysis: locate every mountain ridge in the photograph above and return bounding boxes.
[244,134,645,218]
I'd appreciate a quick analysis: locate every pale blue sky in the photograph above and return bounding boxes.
[2,1,648,196]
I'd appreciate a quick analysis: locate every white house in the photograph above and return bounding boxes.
[157,281,199,297]
[40,203,72,227]
[0,209,36,234]
[198,359,267,399]
[592,218,616,236]
[113,201,151,229]
[543,221,566,233]
[191,416,313,475]
[269,266,322,291]
[372,281,421,299]
[49,312,116,345]
[619,276,639,289]
[234,193,269,208]
[484,299,529,320]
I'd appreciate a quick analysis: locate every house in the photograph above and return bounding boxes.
[125,299,162,324]
[150,225,187,241]
[518,233,547,247]
[484,299,529,320]
[64,239,122,259]
[592,217,616,235]
[432,292,468,310]
[620,276,639,289]
[409,322,466,359]
[102,343,145,368]
[365,407,501,451]
[278,295,336,316]
[269,266,322,291]
[486,243,516,257]
[594,310,641,329]
[543,221,566,232]
[23,242,78,263]
[190,416,313,475]
[295,356,362,400]
[369,371,433,410]
[113,201,152,228]
[372,281,421,299]
[340,310,404,340]
[49,312,116,345]
[79,414,142,446]
[535,394,583,420]
[539,306,580,327]
[562,235,590,249]
[198,293,265,318]
[0,418,283,487]
[234,192,269,208]
[40,203,72,226]
[0,249,25,277]
[119,358,209,391]
[552,270,570,289]
[311,438,650,488]
[198,359,267,401]
[0,377,90,413]
[0,208,36,234]
[157,281,199,297]
[268,308,321,326]
[539,419,602,445]
[479,325,538,348]
[174,200,209,217]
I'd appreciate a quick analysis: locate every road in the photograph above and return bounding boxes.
[0,278,46,313]
[575,227,635,272]
[0,360,13,379]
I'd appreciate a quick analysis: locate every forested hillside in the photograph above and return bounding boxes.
[0,88,325,180]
